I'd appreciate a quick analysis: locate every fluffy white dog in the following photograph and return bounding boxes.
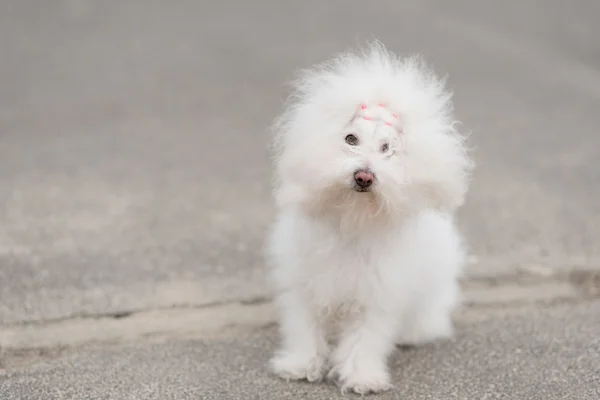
[266,42,473,395]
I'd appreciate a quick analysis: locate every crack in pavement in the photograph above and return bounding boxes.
[1,270,598,371]
[0,295,273,328]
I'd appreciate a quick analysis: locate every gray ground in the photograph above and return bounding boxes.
[1,1,599,399]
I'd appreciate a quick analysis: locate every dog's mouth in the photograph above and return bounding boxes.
[352,185,372,193]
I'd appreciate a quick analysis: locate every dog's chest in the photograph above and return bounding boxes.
[303,235,384,312]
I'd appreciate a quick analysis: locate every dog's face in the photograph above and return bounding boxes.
[273,49,472,222]
[274,101,469,221]
[336,105,402,195]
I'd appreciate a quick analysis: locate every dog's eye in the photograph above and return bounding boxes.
[380,142,389,153]
[345,134,359,146]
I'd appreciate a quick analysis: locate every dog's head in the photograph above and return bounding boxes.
[272,43,472,224]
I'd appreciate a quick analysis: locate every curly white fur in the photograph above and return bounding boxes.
[266,42,473,395]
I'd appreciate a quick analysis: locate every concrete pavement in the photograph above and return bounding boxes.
[1,0,599,398]
[2,300,600,399]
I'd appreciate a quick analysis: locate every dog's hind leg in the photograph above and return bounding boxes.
[395,279,459,347]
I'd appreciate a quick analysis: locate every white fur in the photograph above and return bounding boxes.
[266,42,473,395]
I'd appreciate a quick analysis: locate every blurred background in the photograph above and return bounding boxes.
[1,1,599,399]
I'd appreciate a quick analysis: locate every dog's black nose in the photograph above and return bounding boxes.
[354,169,374,188]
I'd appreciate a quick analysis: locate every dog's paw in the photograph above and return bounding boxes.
[270,352,327,382]
[329,365,393,395]
[340,373,393,395]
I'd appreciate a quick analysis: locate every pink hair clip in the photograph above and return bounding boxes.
[385,121,393,126]
[360,104,367,110]
[363,116,372,120]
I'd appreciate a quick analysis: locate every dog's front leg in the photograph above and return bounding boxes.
[270,289,328,382]
[329,307,397,394]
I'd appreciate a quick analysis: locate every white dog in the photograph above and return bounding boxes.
[266,42,473,395]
